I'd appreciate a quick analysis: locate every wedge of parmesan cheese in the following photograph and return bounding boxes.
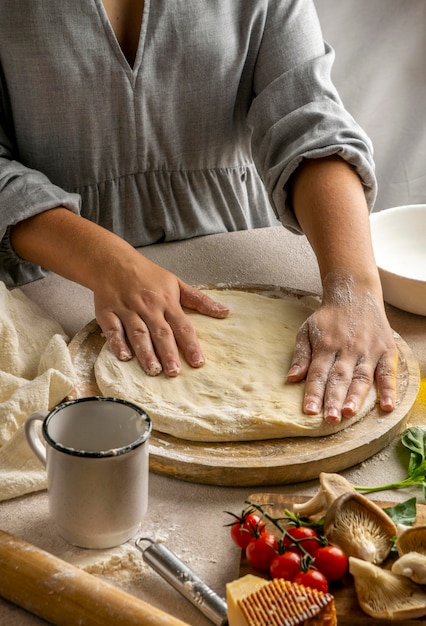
[226,575,270,626]
[226,574,336,626]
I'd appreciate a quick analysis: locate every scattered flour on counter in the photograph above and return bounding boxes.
[76,545,150,585]
[69,531,175,586]
[360,446,393,467]
[345,439,410,497]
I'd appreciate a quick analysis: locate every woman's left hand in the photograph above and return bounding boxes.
[287,274,398,423]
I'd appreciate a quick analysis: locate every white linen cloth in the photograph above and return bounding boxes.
[0,283,76,500]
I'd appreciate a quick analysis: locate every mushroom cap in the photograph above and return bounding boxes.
[392,551,426,584]
[396,525,426,557]
[349,556,426,620]
[323,492,396,565]
[293,472,356,521]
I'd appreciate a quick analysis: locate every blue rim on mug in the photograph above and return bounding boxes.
[42,396,152,458]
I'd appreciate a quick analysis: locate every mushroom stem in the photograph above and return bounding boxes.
[293,473,356,521]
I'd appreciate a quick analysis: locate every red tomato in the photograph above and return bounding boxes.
[246,532,278,571]
[313,545,348,582]
[269,551,302,581]
[293,569,329,593]
[283,527,320,556]
[230,512,265,549]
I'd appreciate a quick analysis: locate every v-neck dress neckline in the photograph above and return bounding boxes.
[93,0,149,80]
[0,0,377,290]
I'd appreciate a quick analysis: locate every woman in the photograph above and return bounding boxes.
[0,0,397,423]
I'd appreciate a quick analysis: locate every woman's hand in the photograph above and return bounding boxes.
[288,156,399,422]
[10,208,229,377]
[287,274,398,423]
[93,252,229,377]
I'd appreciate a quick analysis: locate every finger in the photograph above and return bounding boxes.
[138,314,182,377]
[322,355,371,423]
[121,314,163,376]
[340,358,375,417]
[287,323,312,381]
[179,283,230,319]
[302,352,336,417]
[375,347,399,412]
[97,312,133,362]
[165,309,206,369]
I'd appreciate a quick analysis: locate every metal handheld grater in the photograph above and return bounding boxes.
[135,537,228,626]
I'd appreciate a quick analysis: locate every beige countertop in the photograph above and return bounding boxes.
[1,225,425,625]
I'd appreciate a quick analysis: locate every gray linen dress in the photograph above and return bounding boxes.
[0,0,376,286]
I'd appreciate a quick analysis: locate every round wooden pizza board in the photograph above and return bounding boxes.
[67,285,420,487]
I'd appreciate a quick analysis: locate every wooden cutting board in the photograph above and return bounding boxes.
[67,286,420,487]
[240,493,426,626]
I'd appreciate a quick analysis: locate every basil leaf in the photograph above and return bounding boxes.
[355,428,426,494]
[408,450,423,475]
[401,427,426,461]
[383,497,417,526]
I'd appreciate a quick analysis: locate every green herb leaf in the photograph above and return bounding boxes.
[401,427,426,461]
[408,451,423,476]
[383,497,417,526]
[355,427,426,494]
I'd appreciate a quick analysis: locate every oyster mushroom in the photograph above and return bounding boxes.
[392,552,426,584]
[396,525,426,557]
[323,492,396,564]
[293,472,356,521]
[349,556,426,620]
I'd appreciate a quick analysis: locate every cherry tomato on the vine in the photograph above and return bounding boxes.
[230,512,266,550]
[313,545,348,582]
[269,551,302,581]
[283,526,320,557]
[246,532,278,571]
[293,569,329,593]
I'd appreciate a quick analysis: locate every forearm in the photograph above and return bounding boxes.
[288,156,397,418]
[10,207,229,376]
[290,156,382,298]
[10,207,138,291]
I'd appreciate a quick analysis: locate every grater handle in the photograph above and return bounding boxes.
[135,538,228,626]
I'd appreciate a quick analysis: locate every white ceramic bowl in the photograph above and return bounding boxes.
[370,204,426,316]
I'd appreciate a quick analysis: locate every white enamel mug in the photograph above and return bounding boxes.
[24,396,152,549]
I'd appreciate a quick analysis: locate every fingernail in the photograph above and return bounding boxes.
[166,361,181,377]
[381,396,394,411]
[325,408,341,423]
[211,303,229,317]
[325,411,342,424]
[305,401,320,415]
[191,352,205,367]
[342,400,356,415]
[119,350,132,361]
[146,361,162,376]
[287,365,302,378]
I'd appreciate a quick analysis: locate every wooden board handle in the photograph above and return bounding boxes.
[0,529,191,626]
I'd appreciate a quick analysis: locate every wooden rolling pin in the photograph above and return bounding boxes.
[0,529,191,626]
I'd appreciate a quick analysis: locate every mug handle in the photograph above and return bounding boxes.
[24,411,49,467]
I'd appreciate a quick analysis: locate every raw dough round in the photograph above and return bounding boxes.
[94,289,377,442]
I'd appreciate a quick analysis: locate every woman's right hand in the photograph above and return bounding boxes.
[93,251,230,376]
[10,208,229,376]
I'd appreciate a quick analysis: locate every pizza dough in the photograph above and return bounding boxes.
[94,289,377,442]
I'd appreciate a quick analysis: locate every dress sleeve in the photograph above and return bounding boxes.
[0,97,81,287]
[247,0,377,233]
